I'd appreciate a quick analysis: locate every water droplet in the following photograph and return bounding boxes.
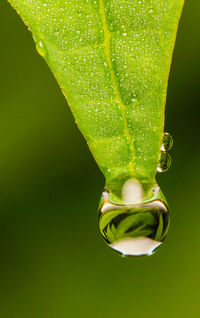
[36,39,48,58]
[54,28,60,36]
[131,93,137,102]
[157,151,171,173]
[98,180,170,257]
[161,132,173,151]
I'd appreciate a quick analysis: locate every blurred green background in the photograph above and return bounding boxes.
[0,1,199,317]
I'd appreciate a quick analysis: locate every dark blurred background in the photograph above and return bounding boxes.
[0,1,199,317]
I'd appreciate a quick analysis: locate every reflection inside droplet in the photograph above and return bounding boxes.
[98,180,170,257]
[157,151,171,173]
[36,39,48,58]
[110,237,162,257]
[161,132,173,152]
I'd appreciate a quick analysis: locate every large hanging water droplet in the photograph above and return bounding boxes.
[36,39,48,58]
[161,132,173,151]
[157,151,171,173]
[98,179,170,257]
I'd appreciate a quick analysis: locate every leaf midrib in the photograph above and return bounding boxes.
[99,0,135,177]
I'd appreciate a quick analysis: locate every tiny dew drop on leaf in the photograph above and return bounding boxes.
[7,0,184,257]
[36,39,48,58]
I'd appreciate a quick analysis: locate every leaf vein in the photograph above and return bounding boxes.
[99,0,135,176]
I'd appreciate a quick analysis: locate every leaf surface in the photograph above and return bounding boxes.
[7,0,184,193]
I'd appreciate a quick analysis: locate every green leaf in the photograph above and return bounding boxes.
[7,0,184,193]
[99,210,123,233]
[116,211,156,234]
[160,215,170,241]
[104,224,116,242]
[123,225,154,239]
[155,211,164,241]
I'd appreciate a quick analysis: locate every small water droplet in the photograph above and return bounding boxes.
[36,39,48,58]
[98,180,170,257]
[157,151,171,173]
[131,94,137,102]
[54,28,60,36]
[161,132,173,151]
